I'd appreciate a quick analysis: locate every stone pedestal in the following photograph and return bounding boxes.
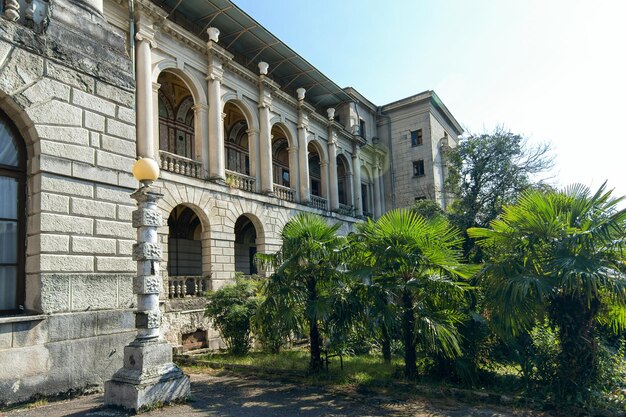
[104,187,190,411]
[104,340,190,411]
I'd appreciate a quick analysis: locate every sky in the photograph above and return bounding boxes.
[232,0,626,199]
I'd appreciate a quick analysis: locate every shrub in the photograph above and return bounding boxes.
[205,275,259,355]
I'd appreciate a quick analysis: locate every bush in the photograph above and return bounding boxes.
[205,276,259,355]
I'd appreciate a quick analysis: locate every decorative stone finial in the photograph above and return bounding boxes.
[207,27,220,42]
[296,88,306,101]
[327,108,335,120]
[258,61,269,75]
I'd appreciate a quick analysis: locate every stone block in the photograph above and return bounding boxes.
[132,208,162,228]
[118,239,134,256]
[96,184,133,204]
[96,81,134,107]
[106,119,135,140]
[73,89,116,117]
[72,162,118,186]
[40,213,93,235]
[97,149,135,172]
[12,319,48,347]
[70,274,119,310]
[0,47,44,95]
[117,106,134,124]
[29,233,70,253]
[102,135,135,156]
[133,275,161,294]
[96,219,135,239]
[47,61,95,93]
[41,173,94,197]
[71,197,116,219]
[21,78,71,105]
[28,100,82,126]
[96,256,134,272]
[117,204,134,221]
[0,323,12,349]
[40,254,94,272]
[34,154,72,176]
[37,125,89,145]
[0,345,50,381]
[39,140,95,164]
[90,131,101,147]
[72,236,117,254]
[118,172,138,189]
[118,275,135,308]
[97,310,134,335]
[39,274,70,313]
[39,192,70,213]
[122,340,172,371]
[47,312,97,342]
[85,111,105,132]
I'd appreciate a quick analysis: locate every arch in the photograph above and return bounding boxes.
[158,71,196,159]
[307,140,328,199]
[224,100,254,176]
[360,165,373,216]
[270,123,295,189]
[233,214,263,275]
[152,59,207,106]
[0,107,27,312]
[336,153,351,206]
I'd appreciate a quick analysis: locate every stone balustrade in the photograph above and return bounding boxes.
[225,169,256,192]
[272,183,295,202]
[338,203,354,216]
[2,0,48,33]
[168,276,210,298]
[310,195,328,211]
[160,151,203,179]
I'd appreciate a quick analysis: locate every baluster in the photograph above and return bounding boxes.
[3,0,20,21]
[168,158,174,172]
[194,278,200,296]
[169,281,175,298]
[181,279,187,297]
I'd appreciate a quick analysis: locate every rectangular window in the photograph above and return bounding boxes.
[413,160,425,177]
[359,119,366,138]
[411,129,423,147]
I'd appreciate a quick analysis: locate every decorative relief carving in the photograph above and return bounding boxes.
[135,311,161,329]
[132,208,162,228]
[133,275,161,294]
[132,243,162,261]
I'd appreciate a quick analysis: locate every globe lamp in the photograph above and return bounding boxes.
[132,157,160,187]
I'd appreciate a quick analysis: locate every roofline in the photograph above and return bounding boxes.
[380,90,464,135]
[343,87,377,111]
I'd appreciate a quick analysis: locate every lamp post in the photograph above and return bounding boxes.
[104,157,190,411]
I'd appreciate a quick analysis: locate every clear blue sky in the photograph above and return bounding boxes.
[233,0,626,199]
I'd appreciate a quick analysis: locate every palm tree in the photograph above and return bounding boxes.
[468,183,626,401]
[257,213,346,373]
[356,209,471,379]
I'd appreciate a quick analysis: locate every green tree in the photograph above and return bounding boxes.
[468,183,626,402]
[204,276,259,355]
[446,127,553,260]
[257,213,347,372]
[356,209,472,379]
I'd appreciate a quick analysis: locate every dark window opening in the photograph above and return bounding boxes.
[411,129,423,147]
[413,160,425,177]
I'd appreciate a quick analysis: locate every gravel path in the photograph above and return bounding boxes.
[4,373,546,417]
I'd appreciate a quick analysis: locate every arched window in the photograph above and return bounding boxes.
[0,111,26,313]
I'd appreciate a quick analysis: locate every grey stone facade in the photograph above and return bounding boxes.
[0,0,462,406]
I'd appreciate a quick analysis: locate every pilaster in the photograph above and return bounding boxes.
[296,88,311,204]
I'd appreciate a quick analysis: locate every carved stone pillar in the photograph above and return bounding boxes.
[151,82,161,161]
[258,62,273,194]
[135,21,156,159]
[346,171,354,208]
[296,88,310,204]
[320,160,329,205]
[352,150,363,216]
[327,136,339,211]
[104,187,190,411]
[373,164,382,218]
[246,129,260,192]
[288,146,299,200]
[193,104,209,176]
[206,28,232,182]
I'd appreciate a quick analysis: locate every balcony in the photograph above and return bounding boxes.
[310,195,328,211]
[225,170,256,192]
[160,151,203,179]
[337,203,354,216]
[168,276,210,298]
[272,184,295,202]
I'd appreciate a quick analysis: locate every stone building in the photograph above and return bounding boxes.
[0,0,461,405]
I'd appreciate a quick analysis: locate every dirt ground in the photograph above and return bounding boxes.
[3,372,549,417]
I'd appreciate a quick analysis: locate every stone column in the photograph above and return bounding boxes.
[352,150,363,217]
[206,28,232,183]
[193,104,209,177]
[320,160,329,206]
[288,146,300,201]
[327,108,339,211]
[296,88,310,204]
[373,164,382,218]
[347,171,354,208]
[246,129,260,192]
[135,27,156,159]
[258,62,273,194]
[378,163,386,214]
[151,82,161,161]
[104,187,190,411]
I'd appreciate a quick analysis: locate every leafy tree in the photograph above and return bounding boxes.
[256,213,347,372]
[468,183,626,402]
[355,209,473,379]
[446,127,554,260]
[204,276,260,355]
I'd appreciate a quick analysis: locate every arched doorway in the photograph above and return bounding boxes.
[0,110,26,313]
[167,205,208,297]
[307,141,327,210]
[234,215,260,275]
[361,166,373,218]
[271,124,295,201]
[224,102,250,176]
[337,154,350,207]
